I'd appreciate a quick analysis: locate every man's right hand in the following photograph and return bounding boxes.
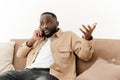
[26,28,43,47]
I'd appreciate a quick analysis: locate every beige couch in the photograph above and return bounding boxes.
[11,39,120,76]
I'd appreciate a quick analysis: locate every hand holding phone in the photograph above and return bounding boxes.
[26,28,44,47]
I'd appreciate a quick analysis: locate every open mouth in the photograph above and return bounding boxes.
[44,29,50,34]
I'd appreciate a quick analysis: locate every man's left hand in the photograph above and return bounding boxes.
[79,22,97,40]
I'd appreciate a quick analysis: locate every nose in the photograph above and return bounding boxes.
[42,25,45,28]
[42,25,47,28]
[41,24,48,30]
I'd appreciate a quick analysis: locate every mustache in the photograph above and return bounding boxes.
[40,26,49,31]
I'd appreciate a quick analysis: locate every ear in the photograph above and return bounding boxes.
[56,21,59,27]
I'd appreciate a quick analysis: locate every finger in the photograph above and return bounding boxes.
[91,22,97,30]
[93,22,97,25]
[79,28,85,34]
[36,29,43,37]
[82,35,85,39]
[39,30,43,37]
[87,25,92,31]
[82,24,89,32]
[35,30,40,37]
[92,25,96,31]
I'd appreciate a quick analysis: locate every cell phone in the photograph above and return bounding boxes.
[41,31,45,37]
[39,28,45,37]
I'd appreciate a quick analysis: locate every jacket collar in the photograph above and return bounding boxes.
[53,28,63,38]
[41,28,63,40]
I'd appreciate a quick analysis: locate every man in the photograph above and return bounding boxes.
[0,12,97,80]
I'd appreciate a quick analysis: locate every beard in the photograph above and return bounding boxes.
[43,26,58,38]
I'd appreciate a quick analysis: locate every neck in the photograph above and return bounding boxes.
[45,28,59,38]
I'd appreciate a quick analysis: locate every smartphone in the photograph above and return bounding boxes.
[41,31,45,37]
[39,28,45,37]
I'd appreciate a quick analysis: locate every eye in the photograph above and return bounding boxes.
[47,21,52,24]
[40,22,43,26]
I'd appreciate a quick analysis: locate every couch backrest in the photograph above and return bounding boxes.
[11,39,120,75]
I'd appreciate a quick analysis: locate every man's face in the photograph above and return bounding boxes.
[40,14,58,38]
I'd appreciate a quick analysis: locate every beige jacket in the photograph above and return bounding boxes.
[17,29,94,80]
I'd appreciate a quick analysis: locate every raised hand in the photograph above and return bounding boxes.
[31,28,43,41]
[26,28,43,47]
[79,22,97,40]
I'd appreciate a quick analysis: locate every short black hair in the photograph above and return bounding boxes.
[41,12,57,20]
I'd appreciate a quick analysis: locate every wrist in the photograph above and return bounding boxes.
[26,38,36,47]
[87,36,93,41]
[82,35,93,41]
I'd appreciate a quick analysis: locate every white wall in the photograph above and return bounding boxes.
[0,0,120,42]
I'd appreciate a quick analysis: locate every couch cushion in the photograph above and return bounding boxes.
[76,57,120,80]
[0,41,15,73]
[76,39,120,75]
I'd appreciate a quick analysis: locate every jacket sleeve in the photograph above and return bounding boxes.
[16,41,33,58]
[71,32,94,61]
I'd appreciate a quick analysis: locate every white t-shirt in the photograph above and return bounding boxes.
[27,38,54,68]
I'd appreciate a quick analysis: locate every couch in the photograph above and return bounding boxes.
[11,39,120,76]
